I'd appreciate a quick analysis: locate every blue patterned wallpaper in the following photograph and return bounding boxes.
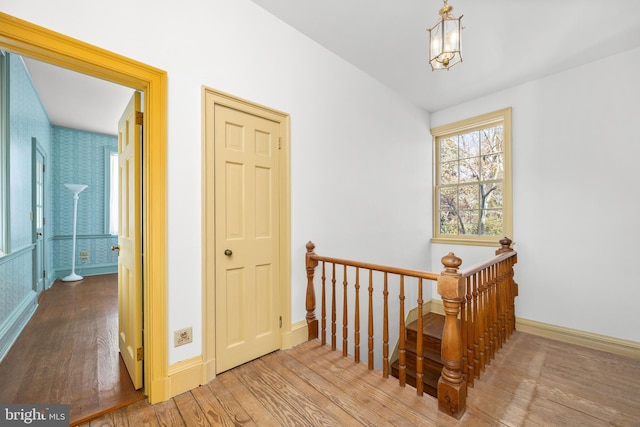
[0,53,51,358]
[52,126,118,276]
[0,54,51,320]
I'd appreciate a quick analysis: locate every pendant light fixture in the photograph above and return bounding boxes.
[427,0,463,71]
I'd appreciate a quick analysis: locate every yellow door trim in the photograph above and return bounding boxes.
[0,12,170,403]
[202,87,291,382]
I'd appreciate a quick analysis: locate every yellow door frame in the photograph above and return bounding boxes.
[0,12,170,403]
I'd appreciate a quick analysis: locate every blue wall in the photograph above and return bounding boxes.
[52,126,118,278]
[0,52,51,360]
[0,52,117,361]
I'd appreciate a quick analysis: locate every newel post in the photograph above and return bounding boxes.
[496,236,514,255]
[305,241,319,340]
[437,252,467,419]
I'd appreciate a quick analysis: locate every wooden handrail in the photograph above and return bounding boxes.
[308,253,439,280]
[304,238,518,420]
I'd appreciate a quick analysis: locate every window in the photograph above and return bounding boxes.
[431,107,512,246]
[105,150,118,235]
[0,51,7,256]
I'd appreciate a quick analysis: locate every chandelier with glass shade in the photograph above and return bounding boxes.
[427,0,463,70]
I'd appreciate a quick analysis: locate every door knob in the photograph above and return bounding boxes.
[224,249,233,256]
[36,232,43,237]
[111,245,120,252]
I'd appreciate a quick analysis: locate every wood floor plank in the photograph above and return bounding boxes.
[216,368,283,426]
[298,343,450,426]
[269,349,402,426]
[126,399,159,426]
[204,377,257,426]
[190,384,239,426]
[152,398,186,427]
[255,355,376,426]
[84,414,118,427]
[233,359,337,426]
[173,391,209,427]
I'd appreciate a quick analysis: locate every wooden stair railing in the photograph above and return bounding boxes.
[456,237,518,387]
[304,238,518,420]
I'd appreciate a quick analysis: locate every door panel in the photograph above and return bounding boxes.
[34,147,45,292]
[117,92,143,389]
[215,104,280,373]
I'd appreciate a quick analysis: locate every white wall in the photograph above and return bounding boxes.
[431,47,640,342]
[0,0,432,364]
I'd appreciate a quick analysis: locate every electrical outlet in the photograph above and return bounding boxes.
[80,250,89,263]
[174,327,193,347]
[80,251,89,256]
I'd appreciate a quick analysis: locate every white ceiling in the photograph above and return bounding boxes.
[21,0,640,135]
[249,0,640,112]
[22,57,134,136]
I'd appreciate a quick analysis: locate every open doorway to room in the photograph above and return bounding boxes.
[0,11,168,423]
[0,52,143,423]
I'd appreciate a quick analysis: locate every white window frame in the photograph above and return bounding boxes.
[104,149,118,235]
[431,107,513,246]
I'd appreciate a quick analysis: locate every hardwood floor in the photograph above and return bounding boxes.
[79,332,640,426]
[0,274,145,425]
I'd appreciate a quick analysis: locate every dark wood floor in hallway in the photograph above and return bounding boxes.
[0,274,145,425]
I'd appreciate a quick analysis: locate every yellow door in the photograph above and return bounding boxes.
[215,104,281,373]
[117,92,143,389]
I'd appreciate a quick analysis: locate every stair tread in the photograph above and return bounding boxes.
[390,359,441,396]
[391,360,441,382]
[406,312,445,340]
[402,341,442,364]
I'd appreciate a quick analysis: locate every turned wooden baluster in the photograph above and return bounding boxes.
[342,265,348,357]
[305,241,318,340]
[398,276,406,386]
[464,276,474,386]
[497,259,506,348]
[480,267,489,369]
[331,263,337,350]
[321,261,327,345]
[368,269,374,369]
[382,272,389,378]
[437,252,467,419]
[415,277,424,396]
[472,273,480,379]
[354,267,361,363]
[488,264,497,359]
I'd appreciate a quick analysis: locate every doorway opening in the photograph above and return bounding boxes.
[0,12,168,404]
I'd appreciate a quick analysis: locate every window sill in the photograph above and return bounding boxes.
[431,236,506,247]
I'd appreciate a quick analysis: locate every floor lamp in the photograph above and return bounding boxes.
[63,183,88,282]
